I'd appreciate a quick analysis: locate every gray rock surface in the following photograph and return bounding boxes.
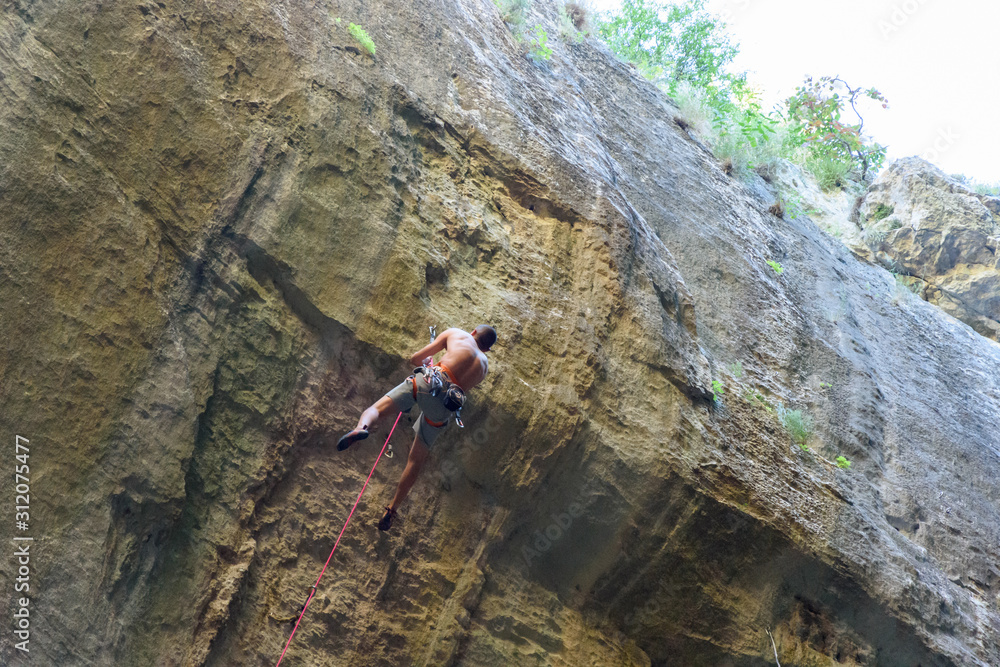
[1,1,999,666]
[758,157,864,246]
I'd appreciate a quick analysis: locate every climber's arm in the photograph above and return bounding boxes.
[408,329,454,366]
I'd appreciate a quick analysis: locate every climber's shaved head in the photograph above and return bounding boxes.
[472,324,497,352]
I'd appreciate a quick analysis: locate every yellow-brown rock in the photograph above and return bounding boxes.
[1,2,998,666]
[860,157,1000,340]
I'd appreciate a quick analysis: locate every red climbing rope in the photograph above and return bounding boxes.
[275,412,402,667]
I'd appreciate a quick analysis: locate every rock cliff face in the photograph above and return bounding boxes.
[1,1,999,666]
[858,158,1000,341]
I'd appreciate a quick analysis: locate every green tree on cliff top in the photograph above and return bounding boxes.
[595,0,775,148]
[596,0,736,96]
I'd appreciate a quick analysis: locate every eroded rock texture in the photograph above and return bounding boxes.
[1,1,999,666]
[859,157,1000,341]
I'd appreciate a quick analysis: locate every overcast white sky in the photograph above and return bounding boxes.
[589,0,1000,183]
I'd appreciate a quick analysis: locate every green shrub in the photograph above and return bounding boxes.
[592,2,889,190]
[870,203,894,222]
[596,0,737,91]
[777,405,812,449]
[669,81,716,138]
[806,155,852,192]
[494,0,529,27]
[527,26,553,60]
[950,173,1000,196]
[781,191,821,220]
[766,260,784,274]
[785,75,888,181]
[348,22,375,55]
[836,456,852,469]
[746,389,774,413]
[712,380,724,400]
[594,0,780,149]
[729,361,743,379]
[712,120,802,184]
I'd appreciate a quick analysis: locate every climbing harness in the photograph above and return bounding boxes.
[274,412,403,667]
[413,325,466,427]
[410,365,466,428]
[386,326,436,460]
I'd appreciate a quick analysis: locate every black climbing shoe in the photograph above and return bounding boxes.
[377,507,397,532]
[336,428,369,451]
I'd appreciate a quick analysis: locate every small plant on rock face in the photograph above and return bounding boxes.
[527,26,553,60]
[863,228,887,247]
[492,0,554,62]
[766,260,784,274]
[729,361,743,378]
[782,191,821,220]
[559,2,588,41]
[712,380,724,400]
[494,0,529,27]
[892,274,922,304]
[777,405,812,449]
[745,389,773,413]
[836,456,852,469]
[870,202,894,222]
[806,155,852,192]
[348,22,375,55]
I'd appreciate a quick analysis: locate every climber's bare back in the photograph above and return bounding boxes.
[434,329,488,390]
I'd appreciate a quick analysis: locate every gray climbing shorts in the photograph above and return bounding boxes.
[385,371,455,448]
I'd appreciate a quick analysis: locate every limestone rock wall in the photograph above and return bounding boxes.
[1,1,999,666]
[858,157,1000,341]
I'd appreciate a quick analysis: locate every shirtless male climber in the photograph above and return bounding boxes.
[336,325,497,532]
